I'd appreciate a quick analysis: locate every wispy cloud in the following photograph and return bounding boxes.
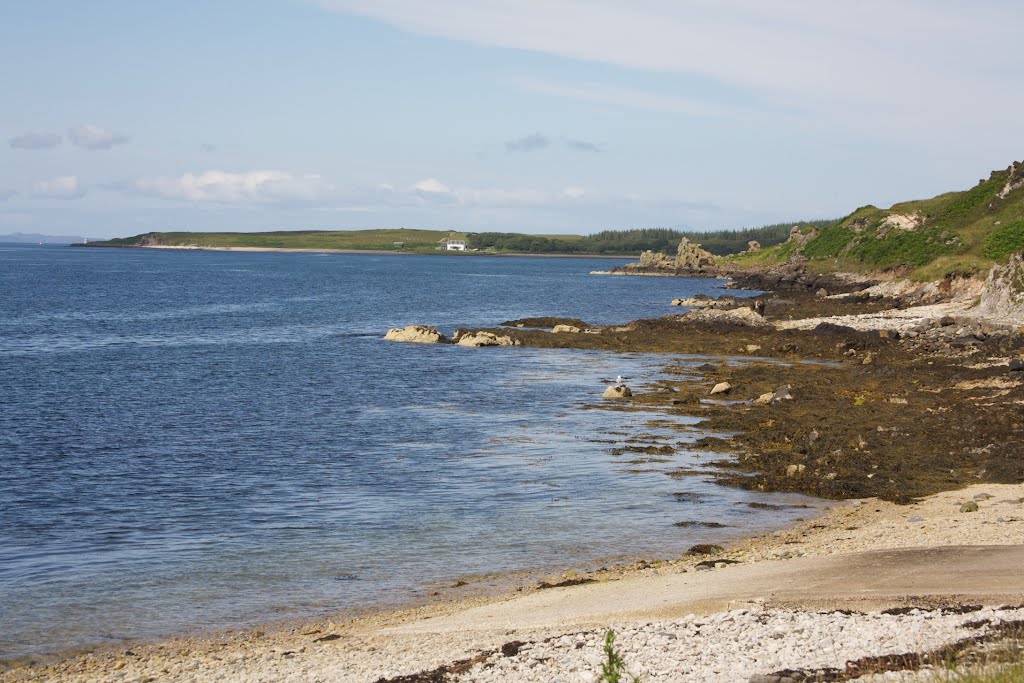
[313,1,1024,141]
[9,132,61,150]
[505,132,550,152]
[127,170,334,204]
[516,78,737,118]
[563,137,602,153]
[33,176,86,200]
[68,124,129,150]
[505,131,603,154]
[0,189,17,200]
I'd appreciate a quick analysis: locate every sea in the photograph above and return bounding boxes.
[0,245,819,663]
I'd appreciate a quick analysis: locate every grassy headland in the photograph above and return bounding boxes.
[730,160,1024,279]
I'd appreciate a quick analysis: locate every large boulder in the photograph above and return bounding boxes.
[602,385,633,399]
[455,331,519,347]
[384,325,447,344]
[551,324,581,333]
[977,250,1024,321]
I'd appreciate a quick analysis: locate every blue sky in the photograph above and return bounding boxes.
[2,0,1022,237]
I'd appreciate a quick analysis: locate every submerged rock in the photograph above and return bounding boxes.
[384,325,447,344]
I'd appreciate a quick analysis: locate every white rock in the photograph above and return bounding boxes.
[710,382,732,395]
[384,324,447,344]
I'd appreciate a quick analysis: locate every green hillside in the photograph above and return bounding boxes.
[732,160,1024,280]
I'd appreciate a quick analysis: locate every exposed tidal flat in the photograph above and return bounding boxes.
[0,245,817,667]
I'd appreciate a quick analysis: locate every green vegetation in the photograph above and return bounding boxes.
[90,221,832,257]
[933,662,1024,682]
[983,218,1024,260]
[742,161,1024,278]
[467,222,833,256]
[597,630,640,683]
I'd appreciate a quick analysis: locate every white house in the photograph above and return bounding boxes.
[443,239,467,251]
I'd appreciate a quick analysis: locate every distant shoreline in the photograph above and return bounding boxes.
[77,243,634,259]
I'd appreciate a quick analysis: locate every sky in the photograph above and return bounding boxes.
[1,0,1022,238]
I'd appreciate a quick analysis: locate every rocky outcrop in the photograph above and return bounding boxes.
[551,324,581,333]
[747,240,761,252]
[976,250,1024,321]
[787,225,818,246]
[615,238,718,275]
[384,325,447,344]
[876,213,925,239]
[636,250,676,270]
[454,331,520,347]
[674,238,717,271]
[997,161,1024,200]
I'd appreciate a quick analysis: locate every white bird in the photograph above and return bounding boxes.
[616,375,624,385]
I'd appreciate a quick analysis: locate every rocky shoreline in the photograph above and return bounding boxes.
[6,260,1024,682]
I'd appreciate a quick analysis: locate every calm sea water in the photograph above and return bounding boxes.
[0,246,816,662]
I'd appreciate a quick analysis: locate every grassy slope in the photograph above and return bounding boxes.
[731,161,1024,279]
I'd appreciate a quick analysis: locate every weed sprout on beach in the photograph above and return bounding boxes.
[598,629,642,683]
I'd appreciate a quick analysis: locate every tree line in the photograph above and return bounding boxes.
[465,221,835,256]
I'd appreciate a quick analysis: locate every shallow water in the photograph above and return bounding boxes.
[0,246,817,661]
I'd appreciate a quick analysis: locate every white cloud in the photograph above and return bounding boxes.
[0,189,17,201]
[9,132,62,150]
[130,170,334,204]
[32,176,86,200]
[68,124,129,150]
[563,186,586,200]
[312,1,1024,140]
[412,178,451,194]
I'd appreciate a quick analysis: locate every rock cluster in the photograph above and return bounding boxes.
[459,606,1024,683]
[617,238,718,275]
[683,307,769,327]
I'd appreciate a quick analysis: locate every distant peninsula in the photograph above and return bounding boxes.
[80,223,824,257]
